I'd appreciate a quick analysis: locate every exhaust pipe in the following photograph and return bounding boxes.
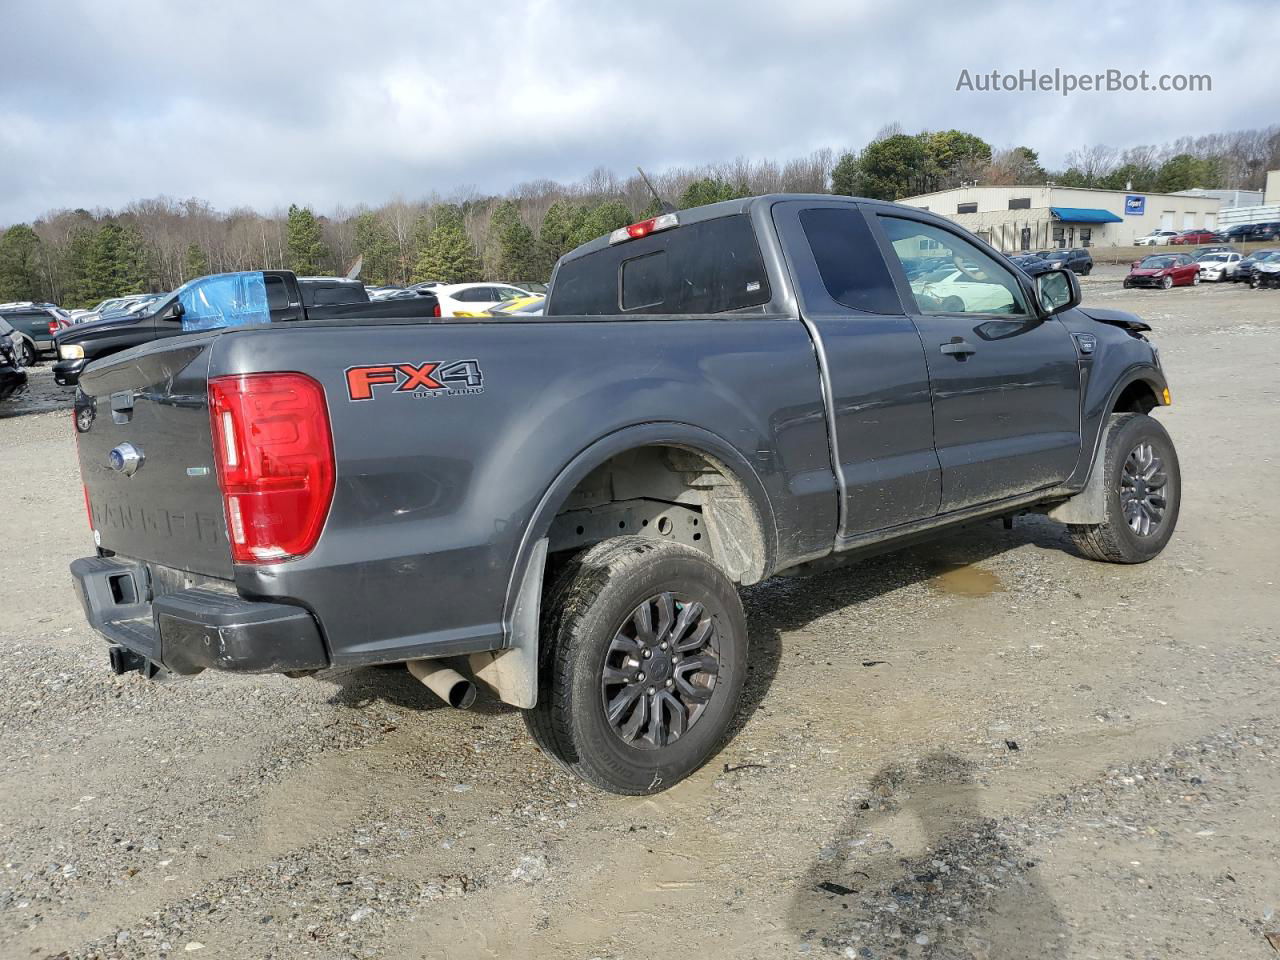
[406,659,477,709]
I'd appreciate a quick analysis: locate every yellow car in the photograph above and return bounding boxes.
[483,295,545,317]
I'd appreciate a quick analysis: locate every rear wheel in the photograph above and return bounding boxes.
[524,537,747,795]
[1068,413,1180,564]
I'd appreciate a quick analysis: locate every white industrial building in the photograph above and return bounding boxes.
[899,184,1221,251]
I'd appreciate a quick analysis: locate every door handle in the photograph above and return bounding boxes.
[939,338,976,358]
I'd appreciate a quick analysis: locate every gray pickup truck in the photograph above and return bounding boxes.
[68,195,1179,794]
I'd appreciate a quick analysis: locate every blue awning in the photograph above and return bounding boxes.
[1050,206,1123,224]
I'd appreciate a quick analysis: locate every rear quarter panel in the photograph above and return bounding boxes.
[212,317,832,664]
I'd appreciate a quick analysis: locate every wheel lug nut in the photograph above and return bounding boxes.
[660,642,668,650]
[642,650,652,659]
[665,679,673,688]
[648,687,656,696]
[637,672,645,682]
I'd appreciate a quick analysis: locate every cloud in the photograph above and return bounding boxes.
[0,0,1272,223]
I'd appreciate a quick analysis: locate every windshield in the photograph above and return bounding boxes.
[1140,257,1175,268]
[1198,254,1227,262]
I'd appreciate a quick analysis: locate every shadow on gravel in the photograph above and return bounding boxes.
[0,365,74,419]
[789,751,1067,959]
[312,518,1074,755]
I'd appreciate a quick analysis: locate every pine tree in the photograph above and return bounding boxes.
[831,152,861,195]
[117,223,151,293]
[0,224,44,301]
[286,204,330,275]
[62,227,97,307]
[184,243,210,281]
[569,201,633,248]
[677,178,748,209]
[352,212,397,285]
[412,205,483,283]
[538,200,585,267]
[490,200,546,281]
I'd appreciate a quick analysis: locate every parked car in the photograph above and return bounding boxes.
[1195,251,1243,282]
[53,271,441,386]
[1169,229,1222,245]
[1232,249,1280,284]
[1192,244,1237,257]
[510,281,549,295]
[0,324,27,400]
[1007,254,1053,276]
[1225,222,1280,243]
[1123,253,1201,289]
[1249,252,1280,288]
[485,295,546,317]
[66,195,1177,795]
[0,302,69,362]
[1038,248,1093,275]
[1134,230,1180,246]
[432,282,533,317]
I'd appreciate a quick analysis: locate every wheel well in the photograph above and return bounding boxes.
[547,445,768,585]
[1112,380,1158,415]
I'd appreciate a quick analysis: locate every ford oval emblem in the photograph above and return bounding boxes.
[108,442,144,477]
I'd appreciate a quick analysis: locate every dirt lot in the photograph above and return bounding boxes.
[2,275,1278,960]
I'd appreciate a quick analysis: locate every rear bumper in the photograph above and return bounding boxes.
[53,358,86,386]
[71,555,329,675]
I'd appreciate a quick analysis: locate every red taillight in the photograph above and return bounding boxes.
[433,301,441,318]
[49,319,59,335]
[208,373,335,565]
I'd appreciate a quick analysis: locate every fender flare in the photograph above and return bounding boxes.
[479,423,777,709]
[1051,365,1168,524]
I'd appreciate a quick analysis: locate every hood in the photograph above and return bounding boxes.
[1128,267,1168,276]
[1079,306,1151,334]
[54,312,147,344]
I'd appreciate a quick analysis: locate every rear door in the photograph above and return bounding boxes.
[872,212,1082,513]
[771,200,941,536]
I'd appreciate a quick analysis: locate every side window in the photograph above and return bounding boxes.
[179,272,270,332]
[264,276,290,311]
[497,287,525,301]
[878,217,1030,317]
[798,207,901,314]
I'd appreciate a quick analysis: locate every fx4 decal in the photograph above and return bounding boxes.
[345,360,484,401]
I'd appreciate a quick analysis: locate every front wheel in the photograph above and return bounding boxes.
[524,537,747,794]
[19,341,38,366]
[1161,275,1174,290]
[1192,273,1200,285]
[1068,413,1180,564]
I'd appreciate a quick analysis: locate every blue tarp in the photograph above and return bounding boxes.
[178,272,270,332]
[1050,207,1123,224]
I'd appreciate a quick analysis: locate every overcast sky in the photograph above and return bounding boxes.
[1,0,1274,223]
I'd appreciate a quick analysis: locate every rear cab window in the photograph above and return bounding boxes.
[549,214,771,315]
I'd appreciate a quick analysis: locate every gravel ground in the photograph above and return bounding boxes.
[1,279,1278,959]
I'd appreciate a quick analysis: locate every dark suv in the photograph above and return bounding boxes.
[1225,222,1280,243]
[0,302,65,363]
[1039,248,1093,275]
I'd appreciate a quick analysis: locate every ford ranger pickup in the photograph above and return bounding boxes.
[66,195,1179,794]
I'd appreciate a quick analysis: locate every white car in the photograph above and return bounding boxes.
[433,282,532,316]
[1134,231,1179,246]
[909,268,1020,314]
[1196,252,1242,282]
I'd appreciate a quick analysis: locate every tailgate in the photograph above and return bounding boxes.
[75,339,233,578]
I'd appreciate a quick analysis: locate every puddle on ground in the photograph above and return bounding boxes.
[929,564,1004,597]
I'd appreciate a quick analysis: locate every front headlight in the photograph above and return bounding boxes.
[59,344,84,360]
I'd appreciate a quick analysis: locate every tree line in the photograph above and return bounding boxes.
[2,124,1276,307]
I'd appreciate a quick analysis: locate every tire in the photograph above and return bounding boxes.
[1068,413,1180,564]
[1161,275,1173,290]
[1192,273,1200,285]
[19,341,38,367]
[524,536,747,795]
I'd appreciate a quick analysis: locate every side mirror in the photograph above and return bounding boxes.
[162,300,185,322]
[1034,268,1080,317]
